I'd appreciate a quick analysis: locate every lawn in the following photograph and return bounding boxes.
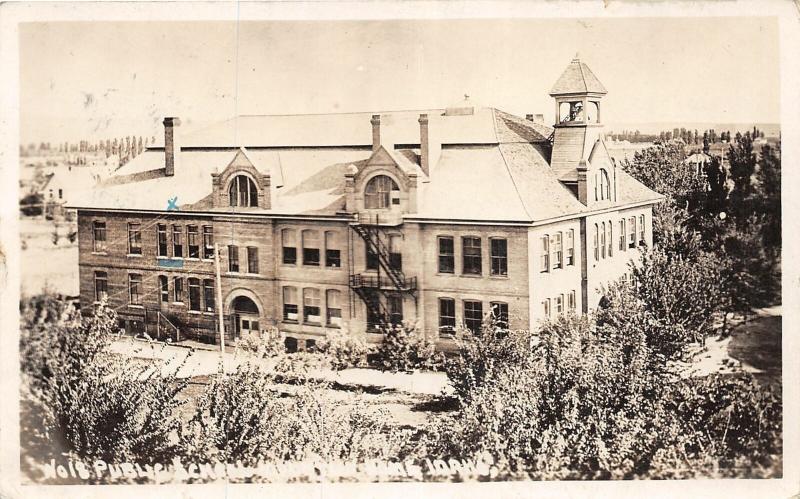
[20,217,79,297]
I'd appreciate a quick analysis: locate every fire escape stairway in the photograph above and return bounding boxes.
[349,217,417,330]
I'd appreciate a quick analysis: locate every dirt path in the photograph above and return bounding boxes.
[683,306,781,383]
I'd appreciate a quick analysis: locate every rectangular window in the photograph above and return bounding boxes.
[628,217,636,248]
[159,275,168,303]
[568,290,576,311]
[366,244,380,271]
[128,223,142,255]
[389,235,403,271]
[203,226,214,259]
[490,302,509,330]
[566,229,575,266]
[388,295,403,325]
[556,294,564,314]
[438,236,455,273]
[187,225,199,258]
[247,246,259,274]
[619,219,626,252]
[463,300,483,334]
[326,290,342,327]
[173,277,184,303]
[462,237,482,275]
[553,233,563,269]
[283,287,299,321]
[203,279,215,312]
[325,232,341,268]
[228,245,239,272]
[439,298,456,336]
[128,273,142,305]
[593,224,599,261]
[188,278,201,311]
[543,298,551,317]
[490,238,508,276]
[172,225,183,258]
[639,215,646,245]
[157,224,168,257]
[94,271,108,301]
[601,223,606,259]
[282,229,297,265]
[608,222,614,257]
[92,221,107,252]
[303,288,321,323]
[302,230,320,266]
[540,235,550,272]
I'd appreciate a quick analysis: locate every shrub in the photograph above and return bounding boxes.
[373,323,443,373]
[181,363,402,467]
[20,295,188,466]
[234,326,285,359]
[426,314,659,479]
[315,329,370,371]
[444,318,532,401]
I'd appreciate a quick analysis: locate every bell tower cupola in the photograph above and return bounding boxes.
[550,53,607,126]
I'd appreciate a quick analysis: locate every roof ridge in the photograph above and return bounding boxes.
[237,107,447,118]
[577,61,588,93]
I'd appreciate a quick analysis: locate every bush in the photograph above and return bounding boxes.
[20,295,188,466]
[234,326,285,359]
[315,329,370,371]
[181,363,402,467]
[598,245,729,362]
[426,314,658,479]
[373,323,443,373]
[444,319,532,402]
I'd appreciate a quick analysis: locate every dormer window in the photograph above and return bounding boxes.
[229,174,258,207]
[364,175,400,209]
[597,168,611,201]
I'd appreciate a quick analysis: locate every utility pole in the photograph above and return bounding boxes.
[214,242,226,354]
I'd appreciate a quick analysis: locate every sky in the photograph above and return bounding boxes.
[19,17,780,144]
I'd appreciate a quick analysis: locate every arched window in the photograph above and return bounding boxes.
[599,169,611,200]
[364,175,399,209]
[228,174,259,207]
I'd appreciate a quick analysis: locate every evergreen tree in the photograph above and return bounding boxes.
[728,133,756,224]
[755,144,781,251]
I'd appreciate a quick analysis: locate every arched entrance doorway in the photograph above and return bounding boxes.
[231,295,261,338]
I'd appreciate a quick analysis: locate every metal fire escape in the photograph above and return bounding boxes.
[348,212,417,332]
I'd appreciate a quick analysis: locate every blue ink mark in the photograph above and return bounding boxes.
[158,258,184,268]
[167,196,179,211]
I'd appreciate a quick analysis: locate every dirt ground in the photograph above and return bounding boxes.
[686,306,782,385]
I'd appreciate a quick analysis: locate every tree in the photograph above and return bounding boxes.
[754,143,781,251]
[728,133,757,224]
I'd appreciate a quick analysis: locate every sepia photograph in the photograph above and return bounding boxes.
[1,1,798,497]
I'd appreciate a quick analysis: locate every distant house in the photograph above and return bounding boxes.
[685,152,712,178]
[41,165,104,219]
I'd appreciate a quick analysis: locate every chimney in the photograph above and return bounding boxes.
[418,114,429,177]
[163,117,181,177]
[534,113,545,123]
[370,114,381,152]
[526,114,534,121]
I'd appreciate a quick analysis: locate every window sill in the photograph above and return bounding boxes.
[489,274,510,279]
[325,265,343,270]
[91,251,108,256]
[188,310,202,315]
[459,273,483,278]
[303,264,321,268]
[172,302,185,306]
[128,304,144,309]
[127,254,143,258]
[326,324,342,329]
[282,319,299,324]
[281,263,298,267]
[303,322,322,327]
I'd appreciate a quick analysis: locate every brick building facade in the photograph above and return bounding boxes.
[72,57,662,350]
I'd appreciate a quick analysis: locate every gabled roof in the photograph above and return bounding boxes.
[150,106,553,150]
[71,108,661,223]
[550,56,607,96]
